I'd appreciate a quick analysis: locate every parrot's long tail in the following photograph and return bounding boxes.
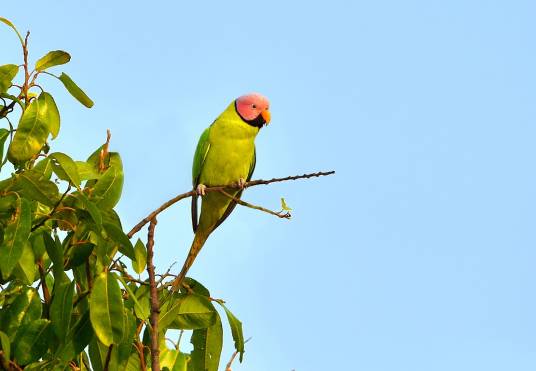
[171,231,209,291]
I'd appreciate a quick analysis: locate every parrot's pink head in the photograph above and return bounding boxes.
[235,93,271,128]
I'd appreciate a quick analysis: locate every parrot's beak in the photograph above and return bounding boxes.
[261,110,271,125]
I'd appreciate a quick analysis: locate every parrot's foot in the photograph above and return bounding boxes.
[237,177,246,189]
[196,184,207,196]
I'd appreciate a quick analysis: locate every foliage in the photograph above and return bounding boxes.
[0,18,244,370]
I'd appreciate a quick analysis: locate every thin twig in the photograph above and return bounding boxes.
[219,190,291,219]
[147,218,161,371]
[127,170,334,238]
[225,337,252,371]
[31,184,72,231]
[103,345,113,371]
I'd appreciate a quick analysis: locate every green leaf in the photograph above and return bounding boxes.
[40,92,60,139]
[76,160,100,181]
[181,277,210,297]
[0,64,18,93]
[75,192,102,226]
[0,287,42,340]
[218,302,245,362]
[0,331,10,361]
[57,310,94,361]
[35,50,71,71]
[90,153,124,209]
[65,242,94,269]
[280,197,292,211]
[103,222,135,260]
[189,314,223,371]
[50,152,80,188]
[8,92,53,163]
[12,241,37,284]
[13,319,51,365]
[161,349,189,371]
[0,17,24,45]
[115,274,147,321]
[32,157,54,179]
[0,197,31,278]
[11,172,60,207]
[89,271,125,346]
[133,285,150,321]
[132,239,146,274]
[0,128,9,170]
[58,72,94,108]
[162,294,217,330]
[50,280,74,341]
[43,232,66,282]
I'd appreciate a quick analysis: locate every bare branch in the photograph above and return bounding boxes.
[147,218,161,371]
[127,170,334,238]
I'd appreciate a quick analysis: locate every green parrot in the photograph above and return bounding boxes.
[172,93,271,290]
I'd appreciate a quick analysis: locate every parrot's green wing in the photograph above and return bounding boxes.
[212,147,256,230]
[191,127,211,232]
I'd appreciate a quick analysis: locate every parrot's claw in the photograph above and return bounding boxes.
[196,184,207,196]
[238,178,246,189]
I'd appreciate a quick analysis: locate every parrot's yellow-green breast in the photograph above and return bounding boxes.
[196,102,259,232]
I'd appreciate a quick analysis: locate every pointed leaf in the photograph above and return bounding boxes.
[0,331,10,361]
[217,302,245,362]
[163,294,217,330]
[0,17,23,45]
[0,64,18,93]
[58,72,94,108]
[35,50,71,71]
[40,92,60,138]
[0,287,42,340]
[90,153,124,209]
[103,222,135,260]
[132,239,146,274]
[76,160,100,181]
[11,172,60,207]
[189,314,223,371]
[8,92,53,163]
[12,241,37,284]
[0,197,31,278]
[89,271,125,346]
[161,349,189,371]
[13,319,51,365]
[0,128,9,169]
[280,197,292,211]
[50,152,80,188]
[76,192,102,226]
[57,310,94,361]
[50,280,75,341]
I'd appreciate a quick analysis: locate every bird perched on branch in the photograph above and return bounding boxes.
[172,93,271,290]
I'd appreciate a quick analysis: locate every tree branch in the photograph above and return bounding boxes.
[219,190,291,219]
[127,170,334,238]
[147,218,161,371]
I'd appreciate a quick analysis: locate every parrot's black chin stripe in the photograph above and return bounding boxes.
[235,102,266,128]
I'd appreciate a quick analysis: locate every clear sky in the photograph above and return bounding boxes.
[2,1,536,370]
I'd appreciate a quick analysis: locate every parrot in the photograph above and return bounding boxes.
[172,93,271,290]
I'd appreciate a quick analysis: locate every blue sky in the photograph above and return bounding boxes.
[2,1,536,370]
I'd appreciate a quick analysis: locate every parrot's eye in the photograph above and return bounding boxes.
[252,104,257,109]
